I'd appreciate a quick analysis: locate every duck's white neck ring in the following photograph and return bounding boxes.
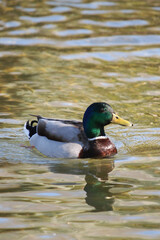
[88,136,108,141]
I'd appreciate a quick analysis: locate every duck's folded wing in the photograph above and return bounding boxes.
[37,118,87,144]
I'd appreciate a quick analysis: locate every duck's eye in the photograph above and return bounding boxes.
[100,108,105,113]
[116,116,119,119]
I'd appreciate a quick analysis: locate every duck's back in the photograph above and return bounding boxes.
[24,117,88,158]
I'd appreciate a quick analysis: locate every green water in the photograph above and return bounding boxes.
[0,0,160,239]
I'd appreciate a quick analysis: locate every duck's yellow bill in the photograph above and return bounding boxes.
[112,113,133,127]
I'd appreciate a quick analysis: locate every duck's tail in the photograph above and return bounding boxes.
[24,120,38,139]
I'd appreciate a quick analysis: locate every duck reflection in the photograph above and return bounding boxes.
[49,158,116,211]
[84,160,115,211]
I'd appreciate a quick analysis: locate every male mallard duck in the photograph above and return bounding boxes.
[24,102,132,158]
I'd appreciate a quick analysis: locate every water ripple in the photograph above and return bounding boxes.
[61,48,160,61]
[20,15,66,23]
[0,37,57,46]
[50,6,72,13]
[81,10,110,15]
[119,74,160,82]
[55,28,92,37]
[81,19,148,27]
[65,35,160,47]
[152,7,160,11]
[16,7,36,13]
[1,35,159,48]
[8,28,38,36]
[0,36,159,52]
[81,9,135,15]
[4,21,21,28]
[47,1,116,8]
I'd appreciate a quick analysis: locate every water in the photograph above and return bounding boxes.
[0,0,160,239]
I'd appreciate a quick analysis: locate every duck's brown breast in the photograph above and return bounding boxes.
[79,138,117,158]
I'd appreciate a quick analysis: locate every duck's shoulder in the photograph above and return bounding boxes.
[79,137,117,158]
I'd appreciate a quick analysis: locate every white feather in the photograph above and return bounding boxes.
[88,136,108,141]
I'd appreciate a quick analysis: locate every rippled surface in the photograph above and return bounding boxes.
[0,0,160,239]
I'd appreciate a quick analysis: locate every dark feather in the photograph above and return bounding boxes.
[26,120,37,138]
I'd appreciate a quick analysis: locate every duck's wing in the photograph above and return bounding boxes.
[30,115,88,145]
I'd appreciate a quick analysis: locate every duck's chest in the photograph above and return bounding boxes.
[79,138,117,158]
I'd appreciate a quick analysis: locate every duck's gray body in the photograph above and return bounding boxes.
[24,116,88,158]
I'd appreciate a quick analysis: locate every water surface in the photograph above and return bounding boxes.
[0,0,160,239]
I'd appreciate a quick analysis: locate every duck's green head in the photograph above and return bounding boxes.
[83,102,132,139]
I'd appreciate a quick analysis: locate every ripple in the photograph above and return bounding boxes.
[55,28,92,36]
[65,35,160,47]
[130,48,160,57]
[119,74,160,82]
[47,101,78,107]
[139,230,160,238]
[61,48,160,62]
[0,37,57,46]
[20,15,66,23]
[4,21,21,28]
[106,19,148,27]
[0,119,23,124]
[145,90,160,96]
[16,7,35,12]
[61,51,126,61]
[120,9,135,14]
[0,51,20,57]
[152,7,160,11]
[81,19,148,27]
[50,6,72,13]
[47,1,116,8]
[35,192,61,197]
[42,24,56,29]
[0,36,160,51]
[8,28,38,36]
[0,218,8,223]
[81,9,135,15]
[47,0,82,4]
[131,190,160,196]
[81,10,110,15]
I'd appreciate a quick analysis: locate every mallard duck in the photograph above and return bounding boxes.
[24,102,132,158]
